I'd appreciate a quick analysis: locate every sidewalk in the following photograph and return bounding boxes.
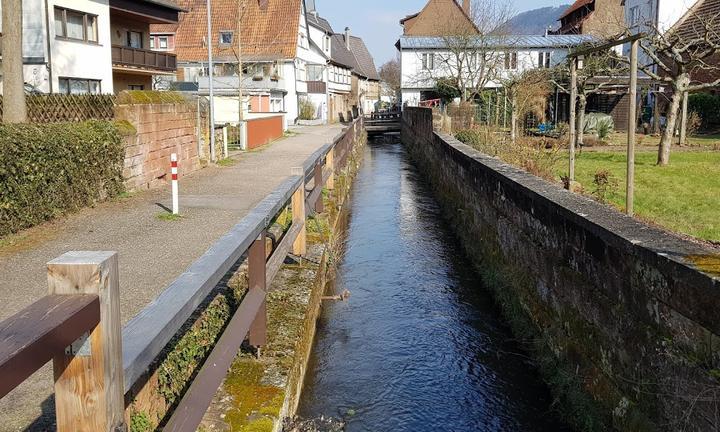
[0,123,343,431]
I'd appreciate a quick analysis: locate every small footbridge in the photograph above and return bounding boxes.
[365,111,401,135]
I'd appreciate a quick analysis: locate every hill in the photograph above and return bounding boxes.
[504,5,571,35]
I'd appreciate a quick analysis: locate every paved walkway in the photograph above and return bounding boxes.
[0,123,344,431]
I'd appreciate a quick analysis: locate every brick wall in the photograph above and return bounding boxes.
[117,102,204,191]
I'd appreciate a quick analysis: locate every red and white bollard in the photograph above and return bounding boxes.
[171,153,179,214]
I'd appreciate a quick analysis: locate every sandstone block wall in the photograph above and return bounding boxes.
[402,107,720,432]
[117,102,204,191]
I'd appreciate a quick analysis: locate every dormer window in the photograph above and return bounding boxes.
[219,31,233,45]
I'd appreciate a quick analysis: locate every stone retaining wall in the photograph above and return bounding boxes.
[117,102,204,191]
[402,107,720,432]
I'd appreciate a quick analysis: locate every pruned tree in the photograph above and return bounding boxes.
[379,57,401,97]
[628,9,720,165]
[501,69,550,144]
[409,0,515,102]
[2,0,27,122]
[552,51,627,147]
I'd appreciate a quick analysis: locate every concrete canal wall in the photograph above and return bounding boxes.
[402,107,720,432]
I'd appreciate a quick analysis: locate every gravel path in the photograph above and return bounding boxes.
[0,123,343,431]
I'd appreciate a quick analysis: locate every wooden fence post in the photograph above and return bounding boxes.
[325,148,335,190]
[291,167,307,256]
[314,162,324,213]
[248,233,267,351]
[47,251,125,432]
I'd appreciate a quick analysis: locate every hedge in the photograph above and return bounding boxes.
[0,121,125,237]
[689,93,720,130]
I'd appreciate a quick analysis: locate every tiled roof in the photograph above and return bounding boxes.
[559,0,594,20]
[307,12,333,34]
[399,34,597,49]
[150,0,302,63]
[330,34,359,69]
[348,36,380,81]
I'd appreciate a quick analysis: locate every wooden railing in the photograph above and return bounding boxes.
[111,45,177,72]
[0,117,363,432]
[307,80,327,94]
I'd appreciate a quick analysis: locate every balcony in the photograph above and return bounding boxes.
[111,45,176,73]
[307,81,327,94]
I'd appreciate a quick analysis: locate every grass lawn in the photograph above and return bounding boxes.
[568,150,720,242]
[603,132,720,149]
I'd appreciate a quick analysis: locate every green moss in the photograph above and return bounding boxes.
[156,212,183,221]
[116,90,187,105]
[686,254,720,277]
[129,410,153,432]
[113,119,137,136]
[217,157,236,167]
[223,361,284,431]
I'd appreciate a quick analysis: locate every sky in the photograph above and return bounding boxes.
[315,0,571,65]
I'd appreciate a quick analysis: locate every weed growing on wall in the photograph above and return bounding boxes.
[0,121,124,237]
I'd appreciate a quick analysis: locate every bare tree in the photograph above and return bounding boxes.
[552,51,628,147]
[379,57,401,96]
[501,69,550,144]
[409,0,514,102]
[629,11,720,165]
[2,0,27,122]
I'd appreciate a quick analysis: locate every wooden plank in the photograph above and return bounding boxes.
[0,295,99,398]
[248,234,267,348]
[121,175,301,392]
[302,143,332,178]
[48,251,124,432]
[266,221,304,283]
[326,149,335,190]
[568,33,645,58]
[162,289,265,432]
[626,39,639,216]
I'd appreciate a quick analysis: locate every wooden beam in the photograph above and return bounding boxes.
[248,234,267,348]
[627,39,639,216]
[568,33,645,59]
[0,295,99,398]
[569,57,578,183]
[48,251,124,432]
[291,168,307,256]
[326,148,335,190]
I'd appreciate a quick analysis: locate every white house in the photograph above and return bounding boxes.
[398,34,595,106]
[0,0,181,95]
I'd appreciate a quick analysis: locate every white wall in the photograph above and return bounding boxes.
[623,0,696,63]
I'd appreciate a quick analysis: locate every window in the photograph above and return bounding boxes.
[129,84,144,90]
[159,36,168,49]
[58,77,101,95]
[629,6,640,26]
[307,64,324,81]
[150,37,155,48]
[219,31,233,45]
[538,51,551,68]
[504,52,517,70]
[54,7,98,42]
[323,35,331,52]
[127,31,142,48]
[422,53,434,70]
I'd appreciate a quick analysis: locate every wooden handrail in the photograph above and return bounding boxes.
[0,294,100,398]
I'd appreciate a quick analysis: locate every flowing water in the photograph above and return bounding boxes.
[297,137,572,432]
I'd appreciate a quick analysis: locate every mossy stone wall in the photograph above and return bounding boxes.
[402,107,720,432]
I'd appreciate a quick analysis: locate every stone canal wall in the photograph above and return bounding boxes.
[401,107,720,432]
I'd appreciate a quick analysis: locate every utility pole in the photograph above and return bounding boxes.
[626,39,639,216]
[206,0,216,161]
[237,0,247,150]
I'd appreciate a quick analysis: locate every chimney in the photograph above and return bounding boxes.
[344,27,351,50]
[462,0,470,14]
[306,0,316,13]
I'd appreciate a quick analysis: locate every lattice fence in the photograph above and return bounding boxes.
[0,94,116,123]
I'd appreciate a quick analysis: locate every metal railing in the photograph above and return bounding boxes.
[112,45,177,72]
[0,117,364,432]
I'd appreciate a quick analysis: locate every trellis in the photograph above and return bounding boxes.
[0,94,116,123]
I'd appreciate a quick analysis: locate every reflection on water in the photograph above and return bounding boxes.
[298,137,572,432]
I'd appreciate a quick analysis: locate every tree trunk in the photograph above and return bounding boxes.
[652,92,660,135]
[2,0,27,123]
[510,93,518,145]
[658,89,682,166]
[577,94,587,148]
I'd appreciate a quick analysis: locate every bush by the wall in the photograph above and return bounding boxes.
[689,92,720,130]
[0,121,125,236]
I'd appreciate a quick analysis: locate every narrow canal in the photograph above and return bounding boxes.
[297,137,572,431]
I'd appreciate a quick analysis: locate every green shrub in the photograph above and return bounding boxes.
[299,99,316,120]
[0,121,125,236]
[689,93,720,129]
[454,129,484,147]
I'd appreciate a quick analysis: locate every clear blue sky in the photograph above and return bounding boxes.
[315,0,571,65]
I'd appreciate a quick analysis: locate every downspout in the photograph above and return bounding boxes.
[44,0,53,92]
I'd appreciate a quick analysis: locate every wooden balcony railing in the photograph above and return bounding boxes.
[307,80,327,94]
[111,45,177,72]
